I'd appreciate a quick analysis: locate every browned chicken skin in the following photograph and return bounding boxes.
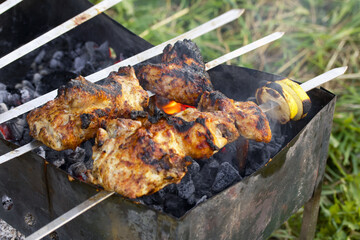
[198,91,272,143]
[89,91,271,198]
[27,66,149,151]
[136,39,213,106]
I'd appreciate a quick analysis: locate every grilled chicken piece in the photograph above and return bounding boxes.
[27,66,149,151]
[136,39,213,106]
[90,109,239,198]
[198,91,272,143]
[89,91,271,198]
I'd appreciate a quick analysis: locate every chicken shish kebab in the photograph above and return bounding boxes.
[25,38,312,199]
[88,91,271,198]
[27,66,149,151]
[256,78,311,124]
[136,39,214,106]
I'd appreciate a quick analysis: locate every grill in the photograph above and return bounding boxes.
[0,0,337,239]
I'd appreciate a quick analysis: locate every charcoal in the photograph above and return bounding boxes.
[0,103,8,113]
[1,195,13,211]
[245,141,269,176]
[68,162,87,178]
[20,128,32,145]
[176,174,195,200]
[4,93,20,107]
[35,147,46,159]
[33,73,42,83]
[82,140,93,163]
[208,157,219,169]
[187,161,200,176]
[214,142,237,164]
[21,80,35,91]
[186,193,196,205]
[0,83,6,90]
[39,69,49,76]
[34,49,46,64]
[45,149,65,166]
[164,194,188,218]
[64,147,85,163]
[161,183,177,195]
[20,87,39,103]
[52,158,66,168]
[73,56,86,73]
[8,117,26,141]
[141,191,165,205]
[0,90,10,104]
[152,205,163,212]
[97,41,110,56]
[193,164,216,192]
[195,195,207,205]
[212,162,241,193]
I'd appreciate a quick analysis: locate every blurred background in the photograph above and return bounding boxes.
[89,0,360,239]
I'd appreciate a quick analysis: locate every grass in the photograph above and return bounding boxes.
[90,0,360,238]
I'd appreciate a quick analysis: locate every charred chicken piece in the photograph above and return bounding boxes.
[136,39,213,106]
[198,91,272,143]
[27,66,149,151]
[90,108,239,198]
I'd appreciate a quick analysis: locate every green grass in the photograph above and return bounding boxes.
[91,0,360,238]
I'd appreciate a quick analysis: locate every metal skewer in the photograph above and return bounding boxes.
[0,30,283,165]
[0,0,124,69]
[25,190,115,240]
[23,65,346,240]
[0,0,22,15]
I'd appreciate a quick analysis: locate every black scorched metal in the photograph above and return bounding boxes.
[0,0,335,239]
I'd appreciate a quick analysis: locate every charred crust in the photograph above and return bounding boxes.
[208,91,227,105]
[95,109,107,118]
[130,110,148,120]
[164,39,205,66]
[167,117,195,133]
[217,123,234,138]
[80,113,95,129]
[256,116,266,131]
[265,82,285,98]
[195,117,206,126]
[267,88,282,99]
[302,98,312,115]
[205,132,219,151]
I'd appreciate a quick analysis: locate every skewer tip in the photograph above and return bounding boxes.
[335,66,348,74]
[275,32,285,37]
[230,8,245,17]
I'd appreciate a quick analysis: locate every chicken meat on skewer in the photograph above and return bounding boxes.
[27,66,149,151]
[89,91,271,198]
[136,39,214,106]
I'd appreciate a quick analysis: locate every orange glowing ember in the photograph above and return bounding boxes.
[158,99,196,115]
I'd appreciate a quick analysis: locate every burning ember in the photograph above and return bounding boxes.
[155,95,195,115]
